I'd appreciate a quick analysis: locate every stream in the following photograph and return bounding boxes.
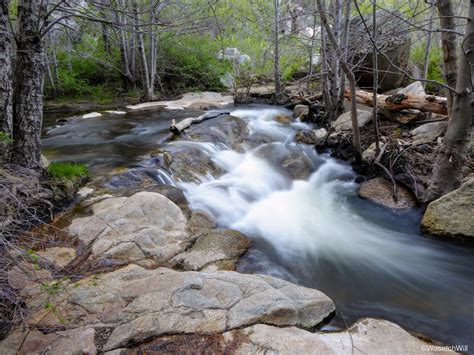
[42,105,474,349]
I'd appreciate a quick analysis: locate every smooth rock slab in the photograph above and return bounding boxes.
[26,265,335,351]
[410,121,447,145]
[67,192,191,266]
[0,327,97,355]
[171,229,251,271]
[220,319,454,354]
[36,247,76,268]
[82,112,102,119]
[126,92,233,112]
[422,178,474,238]
[332,110,372,132]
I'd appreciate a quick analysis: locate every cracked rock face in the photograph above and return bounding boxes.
[171,228,251,271]
[221,319,455,354]
[26,264,335,351]
[67,192,191,267]
[98,319,454,355]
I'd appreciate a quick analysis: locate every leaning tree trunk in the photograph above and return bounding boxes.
[436,0,458,115]
[0,0,13,136]
[424,1,474,201]
[12,0,46,169]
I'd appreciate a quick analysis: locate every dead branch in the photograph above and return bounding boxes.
[170,111,230,135]
[345,90,448,115]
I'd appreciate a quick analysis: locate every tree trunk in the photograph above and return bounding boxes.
[133,0,153,102]
[12,0,46,169]
[44,50,55,89]
[436,0,458,115]
[425,1,474,201]
[100,0,110,54]
[317,0,360,154]
[0,0,12,136]
[148,1,158,99]
[114,0,134,90]
[347,90,448,115]
[273,0,281,94]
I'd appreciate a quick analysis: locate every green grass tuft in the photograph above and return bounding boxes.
[48,162,89,180]
[0,131,13,144]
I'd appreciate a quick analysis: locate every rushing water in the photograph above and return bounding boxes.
[42,105,474,349]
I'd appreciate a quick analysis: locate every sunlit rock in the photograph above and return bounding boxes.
[422,178,474,238]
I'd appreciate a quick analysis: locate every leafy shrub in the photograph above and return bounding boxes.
[411,43,445,93]
[48,162,89,180]
[0,131,13,144]
[159,34,231,93]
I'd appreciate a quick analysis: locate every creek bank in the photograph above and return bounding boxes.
[4,96,471,351]
[1,189,452,354]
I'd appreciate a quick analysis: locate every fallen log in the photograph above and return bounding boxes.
[345,90,448,115]
[170,111,230,135]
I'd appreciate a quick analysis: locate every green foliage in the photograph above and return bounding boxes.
[48,162,89,180]
[45,41,122,102]
[0,131,13,144]
[160,34,230,93]
[411,43,445,93]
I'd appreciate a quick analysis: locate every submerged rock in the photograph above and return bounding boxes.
[254,143,315,180]
[359,177,416,209]
[293,104,310,121]
[164,147,224,182]
[295,128,327,146]
[23,264,335,351]
[421,178,474,238]
[186,114,249,150]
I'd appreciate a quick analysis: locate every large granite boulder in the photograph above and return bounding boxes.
[107,319,454,354]
[22,264,335,352]
[421,178,474,238]
[350,11,411,91]
[218,319,455,354]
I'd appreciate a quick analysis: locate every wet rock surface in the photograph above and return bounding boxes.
[359,177,416,209]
